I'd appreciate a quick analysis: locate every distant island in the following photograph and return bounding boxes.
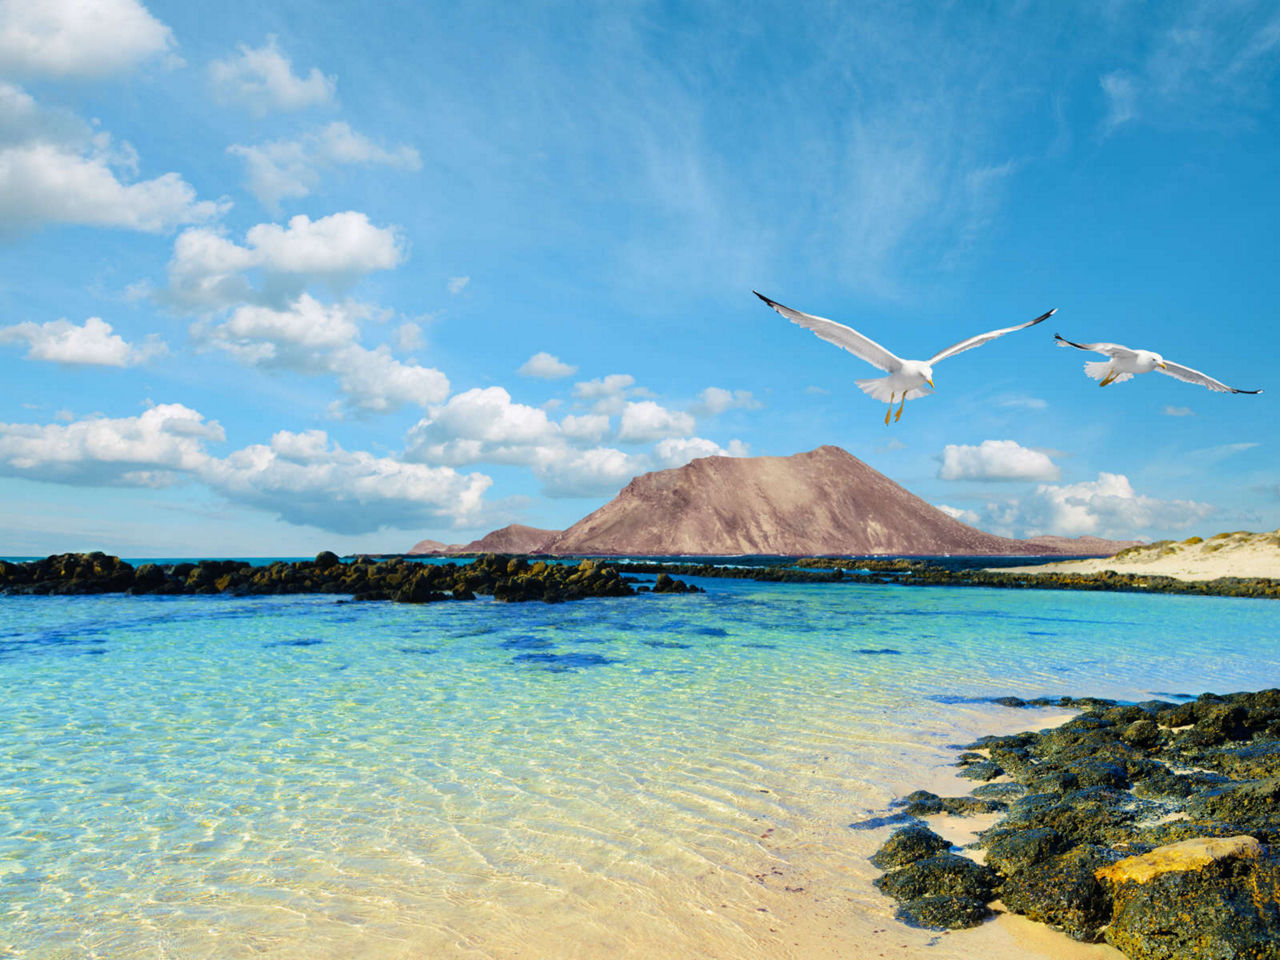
[410,446,1137,558]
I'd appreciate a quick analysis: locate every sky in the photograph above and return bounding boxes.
[0,0,1277,556]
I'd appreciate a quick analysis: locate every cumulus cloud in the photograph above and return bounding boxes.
[0,407,491,532]
[0,0,174,79]
[938,439,1061,482]
[0,316,165,366]
[201,295,448,414]
[652,436,748,467]
[0,403,222,485]
[936,503,980,525]
[167,211,405,310]
[209,36,335,114]
[559,413,609,443]
[404,387,559,466]
[229,122,420,210]
[0,82,224,234]
[518,351,577,379]
[617,400,695,443]
[985,473,1215,538]
[573,373,638,414]
[200,429,490,533]
[690,386,760,416]
[536,446,642,499]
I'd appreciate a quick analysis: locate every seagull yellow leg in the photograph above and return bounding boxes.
[1099,369,1116,387]
[894,394,906,422]
[885,393,894,426]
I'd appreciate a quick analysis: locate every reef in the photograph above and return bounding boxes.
[0,553,699,604]
[870,689,1280,957]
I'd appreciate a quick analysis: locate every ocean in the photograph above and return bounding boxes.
[2,576,1277,959]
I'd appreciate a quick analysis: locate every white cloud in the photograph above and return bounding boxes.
[0,84,225,235]
[804,385,830,395]
[690,386,760,416]
[573,373,637,414]
[201,295,448,414]
[1163,405,1194,417]
[653,436,748,467]
[990,473,1215,538]
[168,211,405,310]
[404,387,559,466]
[0,316,165,366]
[201,430,489,533]
[229,122,420,210]
[617,400,695,443]
[518,351,577,379]
[1100,71,1138,131]
[938,439,1061,482]
[536,446,642,499]
[936,503,980,525]
[0,407,491,533]
[0,403,222,485]
[559,413,609,443]
[209,36,335,115]
[392,322,423,352]
[447,276,470,295]
[0,0,174,79]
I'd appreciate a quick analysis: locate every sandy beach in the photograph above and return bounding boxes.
[999,529,1280,582]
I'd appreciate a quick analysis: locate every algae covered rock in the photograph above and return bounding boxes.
[1102,840,1280,960]
[874,853,999,904]
[1001,844,1121,942]
[895,894,991,930]
[871,825,952,869]
[983,826,1066,876]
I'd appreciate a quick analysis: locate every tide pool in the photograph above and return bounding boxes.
[1,580,1276,959]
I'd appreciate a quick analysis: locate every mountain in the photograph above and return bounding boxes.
[407,525,560,556]
[538,445,1054,557]
[450,524,561,554]
[1022,534,1142,556]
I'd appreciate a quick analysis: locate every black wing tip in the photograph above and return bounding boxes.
[1234,388,1264,394]
[753,290,775,306]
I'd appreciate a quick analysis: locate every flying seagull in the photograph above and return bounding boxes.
[754,291,1055,424]
[1054,334,1262,394]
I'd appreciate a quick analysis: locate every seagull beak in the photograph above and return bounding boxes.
[926,377,934,388]
[1158,362,1167,370]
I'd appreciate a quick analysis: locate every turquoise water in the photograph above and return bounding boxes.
[2,580,1277,959]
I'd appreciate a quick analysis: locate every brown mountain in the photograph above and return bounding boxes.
[1022,534,1142,556]
[538,445,1055,557]
[450,524,561,554]
[407,538,449,555]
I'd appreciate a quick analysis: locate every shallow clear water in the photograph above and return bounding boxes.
[1,580,1277,959]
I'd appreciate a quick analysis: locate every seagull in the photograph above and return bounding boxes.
[1054,334,1262,394]
[754,291,1056,424]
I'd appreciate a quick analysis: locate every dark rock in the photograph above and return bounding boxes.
[972,782,1026,800]
[1104,849,1280,959]
[1002,844,1122,942]
[958,760,1004,782]
[874,853,999,904]
[940,796,1008,816]
[983,827,1066,876]
[1122,718,1162,748]
[895,894,991,930]
[899,790,945,816]
[870,825,952,869]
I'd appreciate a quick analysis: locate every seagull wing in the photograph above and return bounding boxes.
[928,308,1057,365]
[1053,334,1139,359]
[1158,360,1262,395]
[754,291,902,373]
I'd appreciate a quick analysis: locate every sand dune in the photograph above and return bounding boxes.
[1000,528,1280,582]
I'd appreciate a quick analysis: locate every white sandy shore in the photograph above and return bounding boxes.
[998,528,1280,582]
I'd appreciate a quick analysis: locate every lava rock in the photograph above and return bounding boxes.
[895,894,991,930]
[871,825,952,869]
[874,853,999,904]
[1002,844,1122,942]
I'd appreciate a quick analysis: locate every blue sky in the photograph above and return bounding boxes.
[0,0,1276,556]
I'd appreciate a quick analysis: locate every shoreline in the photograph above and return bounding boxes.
[867,690,1280,958]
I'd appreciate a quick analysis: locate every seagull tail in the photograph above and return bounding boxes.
[1083,360,1112,382]
[856,377,931,402]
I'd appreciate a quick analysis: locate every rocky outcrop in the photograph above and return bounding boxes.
[869,688,1280,957]
[407,525,560,555]
[0,552,698,605]
[541,446,1053,557]
[407,538,449,555]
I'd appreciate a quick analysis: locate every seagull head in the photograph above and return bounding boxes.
[923,364,935,388]
[1153,353,1167,370]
